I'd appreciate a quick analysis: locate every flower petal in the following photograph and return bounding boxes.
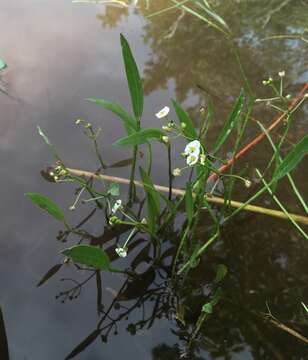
[155,106,170,119]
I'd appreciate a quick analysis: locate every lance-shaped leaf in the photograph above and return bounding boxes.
[120,34,143,119]
[65,329,101,360]
[213,89,244,153]
[86,98,137,135]
[62,245,110,270]
[274,135,308,181]
[140,167,160,232]
[108,158,133,168]
[172,99,197,140]
[37,264,62,287]
[25,192,65,222]
[114,128,164,147]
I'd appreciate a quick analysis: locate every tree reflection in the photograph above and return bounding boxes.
[97,0,308,110]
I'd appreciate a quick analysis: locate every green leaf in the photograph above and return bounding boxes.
[114,128,164,147]
[214,264,228,283]
[213,89,245,153]
[172,99,197,139]
[25,192,65,222]
[86,98,137,135]
[107,183,120,196]
[0,59,7,71]
[62,245,110,270]
[185,182,194,224]
[120,34,143,119]
[140,167,160,232]
[274,135,308,181]
[202,302,213,314]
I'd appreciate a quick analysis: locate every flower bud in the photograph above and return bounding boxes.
[245,179,252,188]
[172,168,181,177]
[162,136,169,144]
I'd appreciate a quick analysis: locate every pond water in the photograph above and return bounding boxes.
[0,1,307,359]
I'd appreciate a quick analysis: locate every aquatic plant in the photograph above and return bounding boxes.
[26,34,308,356]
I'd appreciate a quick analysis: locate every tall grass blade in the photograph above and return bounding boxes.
[273,135,308,181]
[257,121,308,214]
[256,169,308,240]
[213,89,244,153]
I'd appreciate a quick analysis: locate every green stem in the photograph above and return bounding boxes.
[128,145,138,203]
[167,143,173,200]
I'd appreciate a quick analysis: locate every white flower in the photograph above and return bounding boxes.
[115,246,128,258]
[172,168,182,177]
[155,106,170,119]
[278,70,285,77]
[112,199,122,214]
[187,154,199,166]
[184,140,201,156]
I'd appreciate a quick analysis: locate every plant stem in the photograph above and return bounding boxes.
[167,143,172,200]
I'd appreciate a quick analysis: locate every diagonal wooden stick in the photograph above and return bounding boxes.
[67,167,308,226]
[207,82,308,183]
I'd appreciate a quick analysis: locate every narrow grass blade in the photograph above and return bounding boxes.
[273,135,308,181]
[213,89,245,153]
[257,121,308,214]
[256,169,308,240]
[170,0,229,36]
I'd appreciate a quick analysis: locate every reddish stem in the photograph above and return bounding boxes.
[207,82,308,183]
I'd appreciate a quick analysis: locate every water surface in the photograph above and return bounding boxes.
[0,1,307,359]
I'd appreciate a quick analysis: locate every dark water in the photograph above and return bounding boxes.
[0,1,307,359]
